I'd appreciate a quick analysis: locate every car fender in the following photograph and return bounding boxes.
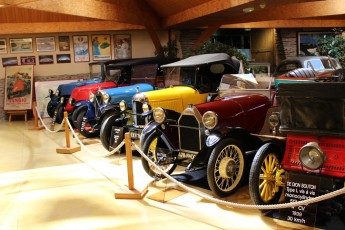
[139,121,161,148]
[84,101,96,119]
[71,104,88,122]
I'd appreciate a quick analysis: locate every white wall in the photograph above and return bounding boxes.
[0,30,170,78]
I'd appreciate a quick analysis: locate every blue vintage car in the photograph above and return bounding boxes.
[72,57,178,138]
[47,59,132,123]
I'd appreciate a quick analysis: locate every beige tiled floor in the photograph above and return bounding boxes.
[0,119,317,230]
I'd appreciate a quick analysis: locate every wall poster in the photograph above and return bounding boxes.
[91,34,111,61]
[114,34,131,59]
[4,65,34,110]
[73,35,90,62]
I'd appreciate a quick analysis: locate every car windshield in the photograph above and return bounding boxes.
[89,63,103,79]
[105,68,123,82]
[304,58,341,71]
[164,67,196,87]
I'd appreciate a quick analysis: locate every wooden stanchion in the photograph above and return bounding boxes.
[29,101,44,130]
[114,132,148,199]
[56,111,81,154]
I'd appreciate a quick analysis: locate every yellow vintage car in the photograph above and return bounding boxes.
[100,53,241,150]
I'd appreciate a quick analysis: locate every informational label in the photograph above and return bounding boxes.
[109,127,124,151]
[280,172,320,227]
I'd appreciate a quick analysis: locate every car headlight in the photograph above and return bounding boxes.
[202,111,218,129]
[119,100,128,111]
[55,89,59,96]
[48,89,53,95]
[142,103,150,113]
[103,93,110,104]
[153,107,166,124]
[89,92,95,102]
[269,112,279,127]
[60,96,64,103]
[68,97,74,105]
[299,142,326,170]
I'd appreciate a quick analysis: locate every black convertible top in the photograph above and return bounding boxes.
[277,82,345,98]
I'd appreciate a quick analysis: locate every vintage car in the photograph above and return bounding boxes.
[138,72,277,197]
[100,53,241,151]
[273,56,342,77]
[74,57,178,138]
[248,78,345,223]
[47,59,131,123]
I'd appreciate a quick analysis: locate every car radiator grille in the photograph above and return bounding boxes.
[178,114,203,153]
[94,95,103,119]
[282,134,345,178]
[132,101,146,127]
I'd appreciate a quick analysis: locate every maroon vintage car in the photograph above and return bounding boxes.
[139,73,276,197]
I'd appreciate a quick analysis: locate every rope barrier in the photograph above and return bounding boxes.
[133,142,345,210]
[34,105,345,210]
[35,106,65,133]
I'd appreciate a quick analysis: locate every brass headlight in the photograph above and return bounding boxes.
[269,112,279,127]
[299,142,326,170]
[68,97,74,105]
[60,96,64,103]
[89,92,95,102]
[55,89,59,96]
[103,93,110,104]
[202,111,218,129]
[142,103,150,113]
[153,107,166,124]
[119,100,128,111]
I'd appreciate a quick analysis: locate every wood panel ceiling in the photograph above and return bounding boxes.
[0,0,344,35]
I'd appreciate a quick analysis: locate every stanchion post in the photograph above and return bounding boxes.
[115,132,148,199]
[29,101,44,130]
[56,111,81,154]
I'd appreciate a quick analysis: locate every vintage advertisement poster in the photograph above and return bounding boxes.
[4,65,34,110]
[73,35,90,62]
[91,34,111,61]
[114,34,131,59]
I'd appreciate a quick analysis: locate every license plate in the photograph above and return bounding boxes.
[130,130,141,139]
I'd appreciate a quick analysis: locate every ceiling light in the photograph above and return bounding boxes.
[243,7,254,13]
[259,3,266,9]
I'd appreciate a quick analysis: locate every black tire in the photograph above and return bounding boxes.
[141,131,177,178]
[99,111,120,150]
[47,101,55,118]
[207,138,246,197]
[54,103,65,124]
[72,107,86,129]
[77,110,99,138]
[249,143,284,205]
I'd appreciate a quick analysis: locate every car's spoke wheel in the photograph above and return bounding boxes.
[71,107,86,129]
[47,101,56,118]
[77,111,99,138]
[141,132,176,178]
[249,143,285,205]
[100,112,120,150]
[207,138,246,197]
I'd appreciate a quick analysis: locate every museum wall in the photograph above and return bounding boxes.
[0,30,171,120]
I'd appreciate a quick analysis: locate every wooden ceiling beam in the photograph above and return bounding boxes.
[0,21,145,35]
[14,0,161,27]
[162,0,254,28]
[221,19,345,29]
[220,0,345,25]
[192,25,220,50]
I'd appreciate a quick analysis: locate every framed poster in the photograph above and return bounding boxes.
[39,55,54,64]
[56,54,71,63]
[298,32,333,56]
[4,65,34,110]
[73,35,90,62]
[114,34,131,59]
[0,39,7,54]
[36,37,55,52]
[10,38,33,53]
[91,34,111,61]
[58,35,70,51]
[2,57,18,67]
[20,56,36,65]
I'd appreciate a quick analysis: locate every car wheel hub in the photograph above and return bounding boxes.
[219,158,237,178]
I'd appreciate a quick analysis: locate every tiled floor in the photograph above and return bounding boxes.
[0,119,317,230]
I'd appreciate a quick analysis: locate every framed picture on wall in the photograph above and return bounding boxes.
[73,35,90,62]
[39,55,54,64]
[4,65,34,110]
[114,34,131,59]
[58,35,70,51]
[20,56,36,65]
[56,54,71,63]
[2,57,18,67]
[91,34,111,61]
[10,38,33,53]
[0,39,7,54]
[36,37,55,52]
[298,32,334,56]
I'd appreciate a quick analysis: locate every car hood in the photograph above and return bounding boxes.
[57,78,103,96]
[70,82,117,99]
[195,93,271,134]
[141,86,208,113]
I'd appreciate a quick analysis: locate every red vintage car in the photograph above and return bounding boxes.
[248,73,345,226]
[139,72,277,197]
